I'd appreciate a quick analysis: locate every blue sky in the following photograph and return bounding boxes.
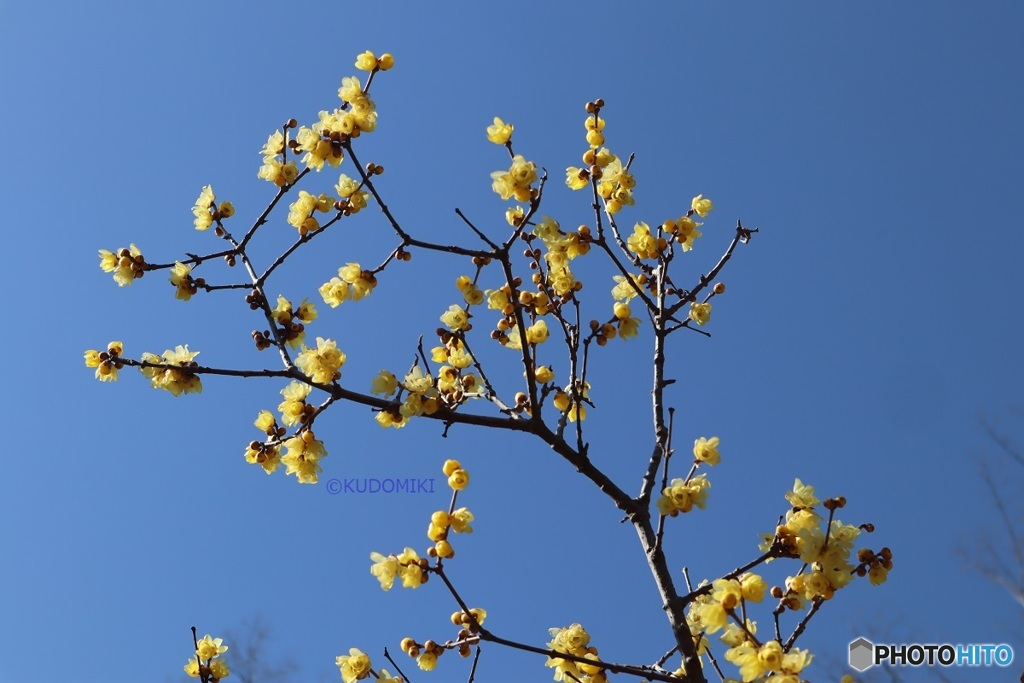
[2,2,1022,682]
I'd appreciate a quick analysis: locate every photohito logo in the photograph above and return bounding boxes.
[849,637,1014,672]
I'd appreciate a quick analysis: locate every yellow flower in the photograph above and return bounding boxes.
[169,262,197,301]
[691,194,714,217]
[295,127,343,171]
[689,302,711,326]
[694,436,720,465]
[450,507,474,533]
[338,76,362,104]
[656,475,711,516]
[526,319,549,344]
[491,155,537,202]
[278,381,312,426]
[403,366,434,395]
[184,658,200,677]
[355,50,378,71]
[486,116,514,144]
[370,370,399,397]
[786,478,820,508]
[611,274,641,301]
[369,552,400,590]
[210,659,230,679]
[397,547,424,588]
[739,573,767,602]
[258,157,299,186]
[417,652,437,671]
[196,634,228,661]
[193,185,216,230]
[618,317,640,339]
[440,304,470,331]
[668,215,702,251]
[336,647,372,683]
[627,222,665,260]
[297,337,345,383]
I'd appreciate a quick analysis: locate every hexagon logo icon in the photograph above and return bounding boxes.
[849,637,875,672]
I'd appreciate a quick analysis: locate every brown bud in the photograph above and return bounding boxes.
[286,118,298,129]
[594,98,605,108]
[713,282,726,294]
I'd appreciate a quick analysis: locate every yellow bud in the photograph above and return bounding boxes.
[442,459,462,476]
[431,510,450,527]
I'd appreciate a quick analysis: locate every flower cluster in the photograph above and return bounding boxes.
[271,295,317,348]
[432,335,484,406]
[593,155,634,215]
[84,341,125,382]
[455,274,484,306]
[761,480,891,608]
[662,214,703,251]
[319,262,378,307]
[257,130,300,187]
[552,380,590,422]
[373,365,441,429]
[656,474,711,516]
[688,574,768,636]
[683,573,813,682]
[370,547,426,591]
[290,61,384,173]
[399,606,486,672]
[723,639,812,683]
[491,154,538,202]
[281,429,326,484]
[611,301,640,340]
[626,221,668,260]
[98,244,145,286]
[286,190,334,234]
[296,337,345,384]
[277,381,313,426]
[334,173,370,214]
[533,216,589,299]
[244,410,282,475]
[545,623,606,683]
[184,634,230,681]
[139,345,202,396]
[192,185,233,231]
[354,49,394,72]
[423,460,475,558]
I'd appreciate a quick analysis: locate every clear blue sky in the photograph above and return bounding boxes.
[2,2,1022,682]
